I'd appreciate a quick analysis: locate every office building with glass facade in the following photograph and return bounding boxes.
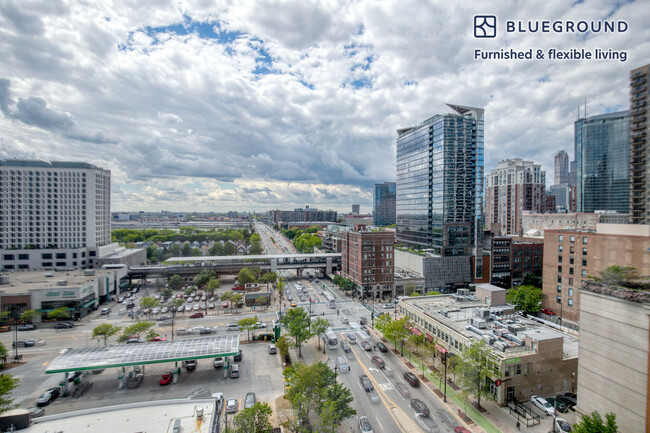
[373,182,396,226]
[575,111,630,213]
[396,104,484,256]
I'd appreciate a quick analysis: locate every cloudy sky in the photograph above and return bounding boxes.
[0,0,647,213]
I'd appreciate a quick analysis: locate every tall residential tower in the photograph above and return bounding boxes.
[396,104,484,256]
[630,64,650,224]
[373,182,396,226]
[554,150,569,185]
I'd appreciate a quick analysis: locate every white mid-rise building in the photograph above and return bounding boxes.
[0,160,111,270]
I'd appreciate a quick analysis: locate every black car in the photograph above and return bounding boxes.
[410,398,430,416]
[233,349,243,362]
[376,342,388,353]
[359,375,374,392]
[67,371,83,382]
[556,394,577,408]
[53,322,74,329]
[17,324,36,331]
[35,387,60,407]
[13,339,35,348]
[404,372,420,387]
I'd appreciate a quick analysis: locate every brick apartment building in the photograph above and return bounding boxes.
[491,236,544,289]
[341,230,395,299]
[542,224,650,324]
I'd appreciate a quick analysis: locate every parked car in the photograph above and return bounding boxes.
[117,297,125,303]
[454,428,471,433]
[222,302,230,308]
[530,395,555,416]
[230,364,240,378]
[150,336,167,342]
[376,342,388,352]
[255,322,267,329]
[67,371,83,382]
[540,308,555,315]
[126,338,143,344]
[17,324,36,331]
[100,308,111,315]
[13,339,35,347]
[268,344,277,354]
[0,326,10,333]
[35,387,61,407]
[244,392,256,409]
[371,356,385,369]
[152,307,161,315]
[359,375,374,392]
[554,418,572,433]
[234,349,243,362]
[410,398,430,416]
[213,357,224,368]
[208,303,216,309]
[160,372,173,385]
[126,374,144,389]
[183,360,197,371]
[189,312,204,319]
[546,397,569,413]
[404,372,420,387]
[556,394,577,408]
[53,322,74,329]
[358,416,373,433]
[187,296,194,303]
[226,398,238,414]
[28,406,45,418]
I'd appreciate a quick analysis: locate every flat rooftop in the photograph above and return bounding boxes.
[403,295,579,359]
[0,269,115,293]
[26,399,216,433]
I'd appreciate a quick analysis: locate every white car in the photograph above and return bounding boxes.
[161,307,169,313]
[208,303,216,309]
[555,418,572,433]
[383,303,395,309]
[226,398,238,414]
[358,416,373,433]
[177,305,185,312]
[152,307,161,314]
[187,296,194,303]
[530,395,555,416]
[255,322,266,329]
[193,304,200,311]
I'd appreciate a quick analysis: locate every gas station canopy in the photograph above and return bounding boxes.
[46,335,240,373]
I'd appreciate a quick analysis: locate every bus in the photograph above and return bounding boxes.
[323,291,336,309]
[323,328,338,350]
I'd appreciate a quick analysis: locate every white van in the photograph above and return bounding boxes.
[336,357,349,373]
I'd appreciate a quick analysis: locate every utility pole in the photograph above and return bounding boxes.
[443,352,448,402]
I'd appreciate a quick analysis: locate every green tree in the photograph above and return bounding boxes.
[0,343,8,366]
[281,307,313,357]
[181,243,191,256]
[190,247,203,256]
[410,333,428,371]
[145,328,160,341]
[573,411,618,433]
[0,311,9,325]
[171,298,185,314]
[19,310,38,324]
[454,339,497,409]
[169,274,183,290]
[275,336,289,361]
[224,242,236,255]
[0,374,19,414]
[239,316,258,341]
[184,286,195,296]
[259,272,278,291]
[593,265,639,287]
[233,401,273,433]
[169,243,181,256]
[194,269,215,287]
[230,293,243,311]
[249,233,263,255]
[220,291,233,302]
[383,317,412,356]
[205,278,220,296]
[161,287,173,300]
[522,272,542,288]
[374,312,393,334]
[310,317,330,351]
[118,321,155,343]
[92,323,122,346]
[47,306,70,322]
[506,285,542,315]
[255,295,269,306]
[238,267,257,285]
[209,242,225,256]
[140,296,160,318]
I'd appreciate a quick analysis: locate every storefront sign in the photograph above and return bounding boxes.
[505,357,521,365]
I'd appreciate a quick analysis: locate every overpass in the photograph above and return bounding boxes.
[128,253,342,280]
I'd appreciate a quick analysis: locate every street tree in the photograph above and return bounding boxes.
[506,285,542,315]
[281,307,313,357]
[118,321,156,343]
[220,291,233,302]
[384,317,412,356]
[169,274,183,290]
[310,317,330,351]
[140,296,160,317]
[181,243,191,256]
[193,269,215,287]
[573,411,618,433]
[239,316,258,341]
[92,323,122,346]
[205,278,220,296]
[224,242,236,255]
[0,374,19,414]
[230,293,243,311]
[0,343,8,366]
[161,287,173,300]
[232,401,273,433]
[184,286,194,296]
[47,306,70,322]
[255,295,269,306]
[259,272,278,291]
[374,312,393,334]
[171,298,185,314]
[410,333,428,371]
[19,310,38,324]
[238,267,257,285]
[454,339,497,410]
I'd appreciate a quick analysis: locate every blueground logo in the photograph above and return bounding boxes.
[474,15,497,38]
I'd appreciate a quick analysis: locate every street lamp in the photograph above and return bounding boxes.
[442,352,448,402]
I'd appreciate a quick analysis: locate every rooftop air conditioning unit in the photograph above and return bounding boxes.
[83,270,95,276]
[44,273,53,278]
[56,280,68,286]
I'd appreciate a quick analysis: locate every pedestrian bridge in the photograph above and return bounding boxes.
[128,253,341,279]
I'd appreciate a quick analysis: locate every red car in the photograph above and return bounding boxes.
[150,336,167,342]
[189,312,204,319]
[454,428,471,433]
[160,372,173,385]
[540,308,555,316]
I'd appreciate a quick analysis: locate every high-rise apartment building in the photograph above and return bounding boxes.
[575,111,630,213]
[341,230,395,299]
[0,160,111,270]
[373,182,396,226]
[269,206,337,225]
[351,204,360,215]
[554,150,569,185]
[630,64,650,224]
[485,158,546,235]
[396,104,484,256]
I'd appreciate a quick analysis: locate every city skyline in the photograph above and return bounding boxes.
[0,1,648,212]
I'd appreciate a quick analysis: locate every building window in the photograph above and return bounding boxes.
[568,277,573,285]
[569,257,574,265]
[558,245,563,253]
[582,259,587,267]
[570,236,575,243]
[568,299,573,307]
[558,266,562,273]
[556,296,562,304]
[558,235,564,242]
[3,254,14,261]
[582,269,587,277]
[557,286,562,293]
[568,288,574,296]
[558,255,563,263]
[582,247,587,255]
[569,268,574,275]
[557,276,562,283]
[18,254,29,260]
[582,237,588,244]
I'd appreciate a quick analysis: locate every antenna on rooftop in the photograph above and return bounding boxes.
[584,99,587,118]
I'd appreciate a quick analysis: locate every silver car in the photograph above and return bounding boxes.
[226,398,238,413]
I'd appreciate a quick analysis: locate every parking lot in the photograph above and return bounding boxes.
[30,339,285,416]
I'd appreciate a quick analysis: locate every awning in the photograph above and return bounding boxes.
[80,297,99,309]
[426,333,434,342]
[435,343,448,355]
[410,327,422,336]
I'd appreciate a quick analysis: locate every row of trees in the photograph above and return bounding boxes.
[332,275,355,292]
[113,227,253,245]
[1,307,75,325]
[280,226,322,253]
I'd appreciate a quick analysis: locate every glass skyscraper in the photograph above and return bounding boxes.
[575,111,630,213]
[396,104,484,256]
[373,182,396,226]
